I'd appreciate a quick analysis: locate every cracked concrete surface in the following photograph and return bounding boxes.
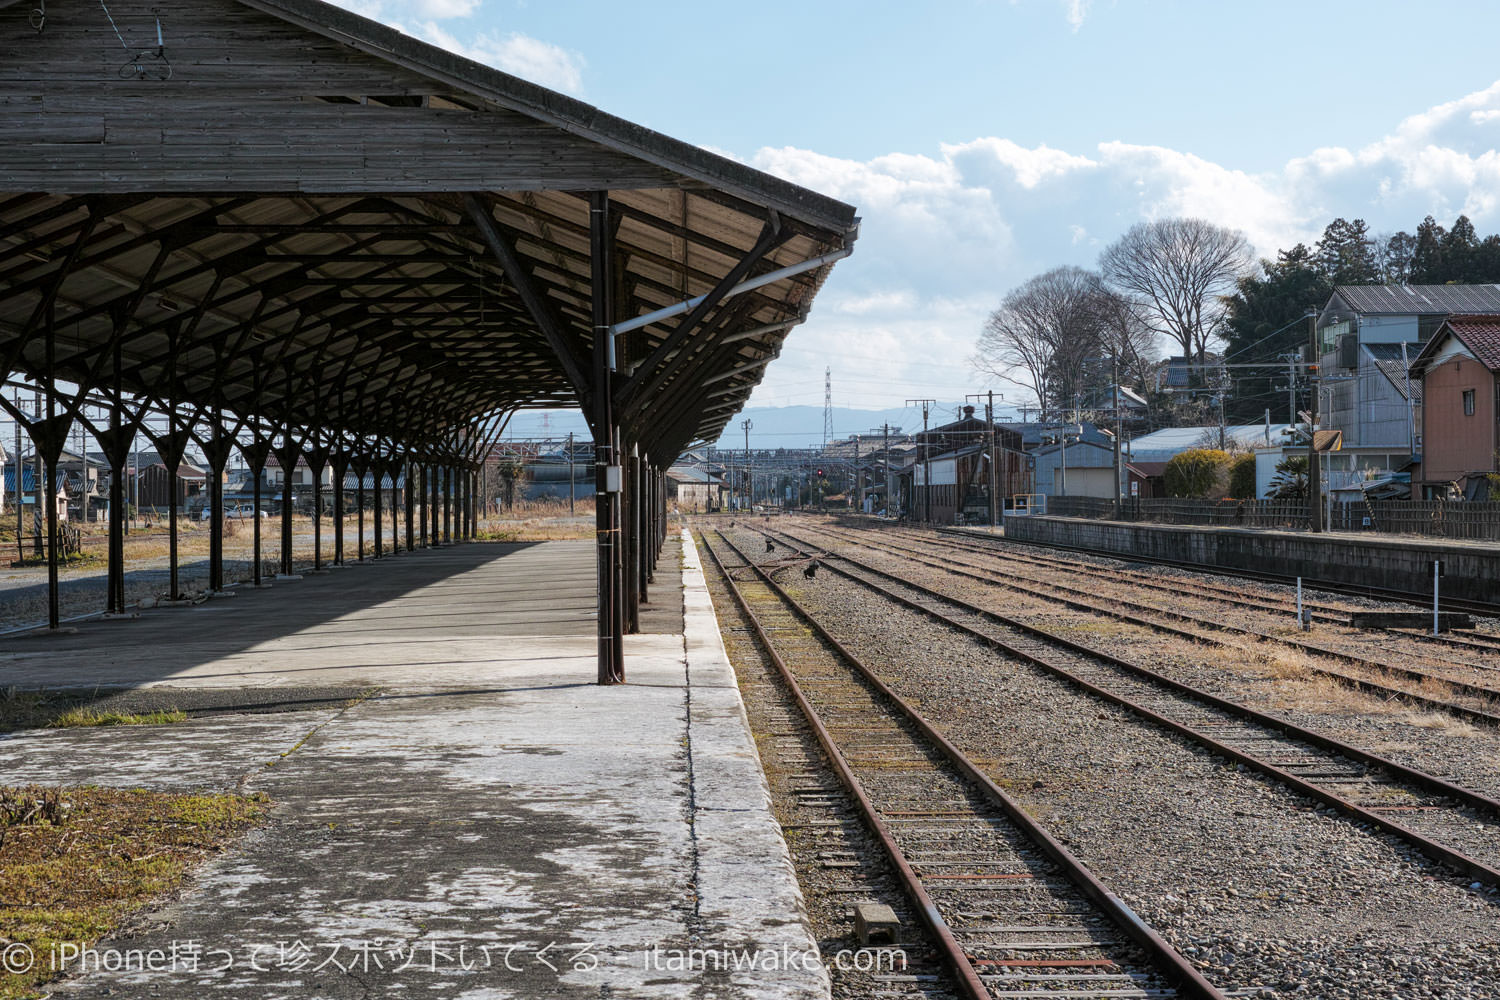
[0,535,825,998]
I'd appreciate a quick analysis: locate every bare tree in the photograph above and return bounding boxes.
[1099,218,1253,366]
[972,266,1109,419]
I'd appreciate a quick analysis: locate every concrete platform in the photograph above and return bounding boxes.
[0,533,825,999]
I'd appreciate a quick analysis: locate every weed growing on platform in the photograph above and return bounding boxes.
[0,785,270,1000]
[48,708,187,729]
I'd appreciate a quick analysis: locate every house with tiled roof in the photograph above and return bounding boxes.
[1408,316,1500,499]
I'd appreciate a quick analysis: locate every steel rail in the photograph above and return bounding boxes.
[786,520,1500,727]
[875,522,1500,661]
[963,523,1500,619]
[902,522,1500,662]
[700,528,1229,1000]
[757,523,1500,888]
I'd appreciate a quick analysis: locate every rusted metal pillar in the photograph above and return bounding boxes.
[462,467,474,539]
[623,445,640,632]
[331,450,347,566]
[591,191,624,683]
[305,439,328,573]
[418,460,428,548]
[442,465,453,544]
[106,441,126,612]
[42,333,62,629]
[104,358,128,613]
[355,458,367,561]
[278,435,295,576]
[204,413,230,593]
[405,456,415,551]
[637,452,651,597]
[390,460,400,554]
[250,451,266,586]
[372,459,384,560]
[311,459,323,572]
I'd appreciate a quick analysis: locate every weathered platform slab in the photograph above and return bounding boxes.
[0,534,825,999]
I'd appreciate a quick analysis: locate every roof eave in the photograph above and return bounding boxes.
[234,0,859,234]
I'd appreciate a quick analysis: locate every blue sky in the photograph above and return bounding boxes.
[336,0,1500,439]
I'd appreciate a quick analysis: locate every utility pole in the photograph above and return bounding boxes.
[741,418,753,511]
[1285,353,1298,427]
[988,392,1000,526]
[1112,357,1124,509]
[870,423,894,517]
[567,431,575,515]
[822,367,833,450]
[906,399,936,523]
[1308,311,1323,533]
[853,435,862,513]
[968,390,1004,528]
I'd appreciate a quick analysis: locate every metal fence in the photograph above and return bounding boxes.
[1043,496,1500,541]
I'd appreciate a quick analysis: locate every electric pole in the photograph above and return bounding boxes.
[741,418,753,511]
[567,431,575,515]
[853,435,862,513]
[1308,311,1322,533]
[869,423,895,518]
[906,398,936,523]
[823,367,834,450]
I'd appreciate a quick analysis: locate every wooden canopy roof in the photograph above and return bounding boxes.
[0,0,857,462]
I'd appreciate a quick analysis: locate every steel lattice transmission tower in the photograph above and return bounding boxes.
[823,367,833,449]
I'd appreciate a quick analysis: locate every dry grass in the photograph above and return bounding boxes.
[48,708,187,729]
[1398,711,1484,738]
[0,785,270,1000]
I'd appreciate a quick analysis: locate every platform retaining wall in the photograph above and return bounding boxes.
[1003,515,1500,604]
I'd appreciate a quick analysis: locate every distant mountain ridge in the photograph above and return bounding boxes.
[502,402,1023,452]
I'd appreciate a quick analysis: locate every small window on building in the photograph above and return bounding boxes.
[1464,389,1476,416]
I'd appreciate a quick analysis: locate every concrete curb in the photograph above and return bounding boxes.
[680,528,831,999]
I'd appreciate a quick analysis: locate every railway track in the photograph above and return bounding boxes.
[778,519,1500,726]
[743,521,1500,888]
[698,528,1228,1000]
[906,523,1500,661]
[957,522,1500,620]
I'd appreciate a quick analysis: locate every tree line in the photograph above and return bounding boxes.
[972,217,1251,427]
[1221,214,1500,422]
[976,212,1500,427]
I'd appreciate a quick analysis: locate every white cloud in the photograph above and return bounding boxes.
[324,0,587,96]
[418,23,587,95]
[748,79,1500,411]
[1061,0,1092,31]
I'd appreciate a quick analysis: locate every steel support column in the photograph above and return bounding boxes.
[355,458,367,561]
[405,457,415,551]
[624,444,640,632]
[443,465,453,544]
[372,460,383,559]
[592,191,624,683]
[331,451,348,566]
[418,461,429,548]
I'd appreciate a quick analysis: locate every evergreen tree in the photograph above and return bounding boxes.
[1379,231,1416,284]
[1441,214,1479,281]
[1314,218,1379,285]
[1474,235,1500,283]
[1410,215,1447,283]
[1220,244,1329,422]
